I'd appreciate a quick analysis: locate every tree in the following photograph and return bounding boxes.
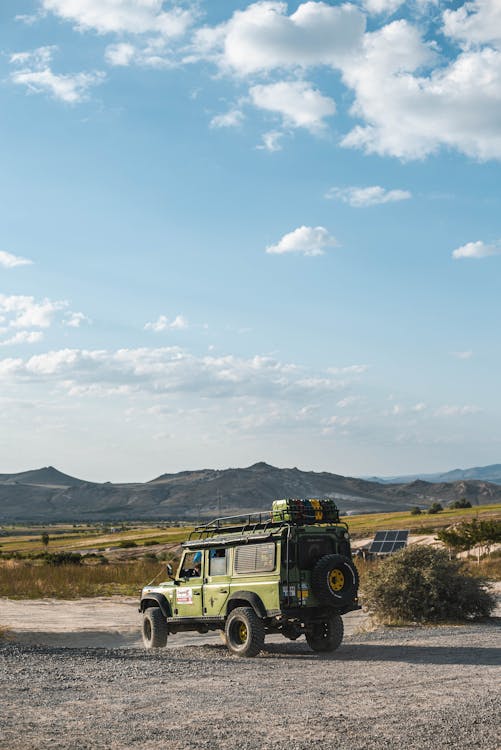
[41,533,49,549]
[428,502,443,515]
[449,498,472,509]
[437,519,501,561]
[361,545,495,623]
[410,507,422,516]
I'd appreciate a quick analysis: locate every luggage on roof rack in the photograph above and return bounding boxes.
[272,498,339,524]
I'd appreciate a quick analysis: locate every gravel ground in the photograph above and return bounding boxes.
[1,620,500,750]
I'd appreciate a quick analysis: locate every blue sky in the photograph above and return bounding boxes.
[0,0,500,482]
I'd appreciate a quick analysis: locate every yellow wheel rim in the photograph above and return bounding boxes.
[329,569,345,592]
[238,623,248,642]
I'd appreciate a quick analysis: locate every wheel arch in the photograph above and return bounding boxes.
[226,591,267,619]
[140,593,171,619]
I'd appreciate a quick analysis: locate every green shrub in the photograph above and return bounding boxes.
[143,540,159,546]
[43,552,82,566]
[449,498,472,509]
[118,540,137,548]
[428,502,443,515]
[410,507,422,516]
[361,545,495,623]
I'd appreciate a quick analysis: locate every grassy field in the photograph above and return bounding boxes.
[0,524,191,555]
[0,505,499,598]
[341,503,501,536]
[0,559,164,599]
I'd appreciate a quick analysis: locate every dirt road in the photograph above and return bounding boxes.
[0,596,367,647]
[1,621,500,750]
[1,597,500,749]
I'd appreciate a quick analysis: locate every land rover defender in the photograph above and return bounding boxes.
[139,498,360,657]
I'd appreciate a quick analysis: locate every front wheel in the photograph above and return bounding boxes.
[225,607,265,657]
[306,613,344,653]
[142,607,168,649]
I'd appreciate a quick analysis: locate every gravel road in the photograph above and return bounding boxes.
[1,620,500,750]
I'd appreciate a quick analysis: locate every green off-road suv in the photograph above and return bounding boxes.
[139,498,360,657]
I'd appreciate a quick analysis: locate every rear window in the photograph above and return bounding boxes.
[298,536,333,569]
[234,542,276,574]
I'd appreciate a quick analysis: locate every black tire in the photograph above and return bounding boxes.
[225,606,265,657]
[306,614,344,652]
[142,607,168,649]
[311,554,359,606]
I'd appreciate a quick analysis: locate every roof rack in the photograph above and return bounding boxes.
[186,511,280,546]
[185,499,345,546]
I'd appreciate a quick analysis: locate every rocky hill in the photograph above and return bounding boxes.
[0,462,500,522]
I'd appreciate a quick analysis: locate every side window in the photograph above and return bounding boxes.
[209,548,227,576]
[234,542,276,574]
[180,550,202,578]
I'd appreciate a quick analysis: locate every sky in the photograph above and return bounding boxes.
[0,0,500,482]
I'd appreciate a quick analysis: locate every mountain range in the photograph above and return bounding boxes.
[367,463,501,486]
[1,461,500,522]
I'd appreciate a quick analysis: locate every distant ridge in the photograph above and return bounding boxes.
[0,466,86,487]
[369,463,501,486]
[1,461,501,522]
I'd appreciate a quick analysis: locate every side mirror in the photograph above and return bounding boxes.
[167,563,174,578]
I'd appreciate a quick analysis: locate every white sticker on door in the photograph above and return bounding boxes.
[177,587,193,604]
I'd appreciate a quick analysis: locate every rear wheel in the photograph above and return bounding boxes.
[225,607,264,657]
[142,607,168,649]
[306,613,344,652]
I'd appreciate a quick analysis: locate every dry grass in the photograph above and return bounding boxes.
[465,552,501,581]
[0,559,164,599]
[0,625,11,640]
[343,503,501,536]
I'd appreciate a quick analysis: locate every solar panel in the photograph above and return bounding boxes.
[368,530,409,555]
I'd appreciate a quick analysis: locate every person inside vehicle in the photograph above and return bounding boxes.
[181,551,202,578]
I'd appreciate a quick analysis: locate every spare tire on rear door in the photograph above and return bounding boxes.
[311,554,359,606]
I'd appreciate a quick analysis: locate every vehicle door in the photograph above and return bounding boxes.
[203,547,230,616]
[174,549,203,618]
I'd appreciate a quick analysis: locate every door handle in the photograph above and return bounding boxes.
[194,592,201,596]
[219,589,228,593]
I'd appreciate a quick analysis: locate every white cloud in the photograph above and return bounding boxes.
[144,314,189,332]
[336,395,360,408]
[0,346,360,402]
[104,39,177,69]
[452,240,501,259]
[210,109,245,128]
[452,350,473,359]
[249,80,335,133]
[411,402,427,412]
[266,225,338,256]
[0,331,44,347]
[0,294,67,330]
[0,250,33,268]
[328,364,368,375]
[64,312,91,328]
[192,1,366,75]
[256,130,284,152]
[191,4,501,160]
[434,404,481,417]
[326,185,411,206]
[10,46,104,103]
[363,0,405,14]
[341,20,501,160]
[42,0,193,37]
[443,0,501,48]
[104,43,136,66]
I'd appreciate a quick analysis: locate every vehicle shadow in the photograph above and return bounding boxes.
[259,641,501,666]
